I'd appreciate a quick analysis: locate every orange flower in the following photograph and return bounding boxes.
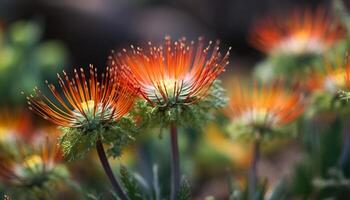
[0,110,34,142]
[108,36,230,107]
[306,57,350,93]
[24,65,137,128]
[0,134,63,187]
[228,81,305,128]
[250,8,344,55]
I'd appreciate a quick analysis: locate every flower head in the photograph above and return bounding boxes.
[0,133,67,193]
[227,81,305,136]
[250,8,344,55]
[24,65,137,130]
[108,36,230,109]
[306,56,350,94]
[23,65,139,160]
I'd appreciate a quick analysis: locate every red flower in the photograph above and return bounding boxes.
[108,36,230,107]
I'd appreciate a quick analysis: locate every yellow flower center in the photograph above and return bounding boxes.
[146,77,191,105]
[24,155,43,169]
[81,100,95,113]
[324,71,347,93]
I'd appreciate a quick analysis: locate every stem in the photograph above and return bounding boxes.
[96,140,128,200]
[248,139,260,200]
[170,124,180,200]
[339,122,350,168]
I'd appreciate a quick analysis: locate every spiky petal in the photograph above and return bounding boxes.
[24,65,137,127]
[228,81,305,128]
[108,36,230,108]
[250,8,344,55]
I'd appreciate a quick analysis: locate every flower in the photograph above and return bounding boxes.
[23,65,139,160]
[306,56,350,94]
[108,36,230,108]
[0,110,34,144]
[227,81,305,137]
[24,65,137,130]
[0,133,67,193]
[250,8,344,55]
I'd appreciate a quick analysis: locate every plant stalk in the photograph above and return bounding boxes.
[170,124,180,200]
[96,140,128,200]
[248,139,261,200]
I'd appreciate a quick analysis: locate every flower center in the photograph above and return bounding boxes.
[73,100,113,127]
[81,100,95,113]
[145,77,192,106]
[275,32,325,55]
[237,108,280,127]
[323,71,347,93]
[23,155,43,170]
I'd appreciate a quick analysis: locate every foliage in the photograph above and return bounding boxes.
[254,53,322,83]
[133,80,227,129]
[0,20,68,106]
[177,179,191,200]
[120,165,146,200]
[59,115,138,161]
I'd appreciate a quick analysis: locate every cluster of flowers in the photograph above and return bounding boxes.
[2,5,350,200]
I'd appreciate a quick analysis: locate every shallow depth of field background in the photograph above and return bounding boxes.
[0,0,349,199]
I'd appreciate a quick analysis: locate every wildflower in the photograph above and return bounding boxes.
[23,65,138,160]
[250,8,344,55]
[23,65,137,199]
[109,36,230,199]
[0,134,68,199]
[227,81,305,139]
[0,111,35,155]
[307,57,350,94]
[108,36,230,126]
[25,65,135,129]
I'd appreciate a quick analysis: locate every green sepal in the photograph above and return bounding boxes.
[59,115,138,161]
[133,80,227,129]
[226,121,298,142]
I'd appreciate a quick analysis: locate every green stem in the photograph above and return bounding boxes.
[96,140,128,200]
[170,124,180,200]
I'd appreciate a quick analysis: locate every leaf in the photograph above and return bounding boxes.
[119,166,145,200]
[177,179,191,200]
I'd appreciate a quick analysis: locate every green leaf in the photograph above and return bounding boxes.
[119,166,145,200]
[177,179,191,200]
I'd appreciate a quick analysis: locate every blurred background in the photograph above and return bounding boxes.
[1,0,350,199]
[0,0,334,68]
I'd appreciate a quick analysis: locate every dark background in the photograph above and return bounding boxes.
[0,0,335,70]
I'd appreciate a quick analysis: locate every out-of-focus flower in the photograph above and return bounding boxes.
[0,111,34,144]
[24,65,139,160]
[306,57,350,94]
[0,133,69,199]
[226,81,305,140]
[109,36,230,126]
[250,8,344,56]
